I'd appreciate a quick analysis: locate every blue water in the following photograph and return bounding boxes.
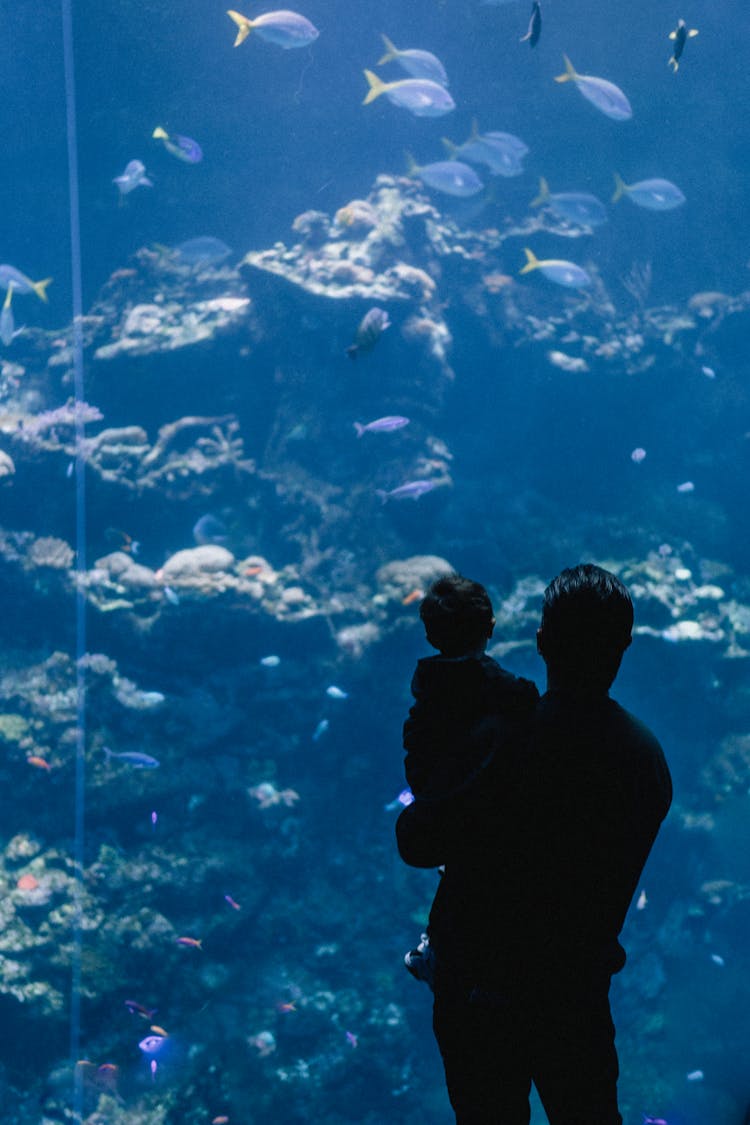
[2,1,750,1122]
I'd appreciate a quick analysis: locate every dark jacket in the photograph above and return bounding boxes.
[403,653,539,799]
[397,689,672,995]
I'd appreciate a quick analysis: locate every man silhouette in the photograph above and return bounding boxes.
[397,564,672,1124]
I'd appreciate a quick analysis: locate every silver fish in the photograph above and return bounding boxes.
[347,307,391,359]
[375,479,437,503]
[103,746,160,769]
[555,56,632,121]
[114,160,153,195]
[353,416,410,437]
[363,70,455,117]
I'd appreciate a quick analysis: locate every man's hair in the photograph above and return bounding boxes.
[420,574,494,656]
[540,564,633,689]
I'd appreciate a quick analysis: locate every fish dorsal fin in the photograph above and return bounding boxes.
[404,151,420,176]
[554,55,577,83]
[519,247,540,274]
[530,177,550,208]
[362,69,390,105]
[378,34,399,65]
[688,28,699,37]
[668,29,677,40]
[152,126,168,140]
[611,172,628,204]
[227,10,252,47]
[441,137,458,158]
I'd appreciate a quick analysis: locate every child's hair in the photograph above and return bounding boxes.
[419,574,494,656]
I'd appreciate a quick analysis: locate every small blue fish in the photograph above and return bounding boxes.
[114,160,153,196]
[612,174,685,211]
[531,178,608,227]
[138,1035,168,1056]
[376,480,437,503]
[152,126,202,164]
[444,126,528,177]
[192,514,228,546]
[353,416,410,437]
[362,70,455,117]
[227,9,319,49]
[406,154,483,198]
[377,35,448,86]
[312,719,329,741]
[519,247,592,289]
[326,685,348,700]
[103,747,160,769]
[0,265,52,302]
[555,55,632,121]
[163,586,180,606]
[519,1,541,47]
[260,655,281,667]
[347,308,390,359]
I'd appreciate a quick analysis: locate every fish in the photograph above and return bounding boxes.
[224,894,242,910]
[353,416,410,437]
[175,237,232,266]
[103,746,160,769]
[362,69,455,117]
[612,173,685,211]
[0,265,52,302]
[326,685,348,699]
[176,936,203,948]
[346,307,391,359]
[405,153,483,198]
[402,588,423,605]
[518,247,592,289]
[260,655,281,667]
[531,178,608,227]
[643,1118,668,1125]
[312,718,329,741]
[152,126,202,164]
[554,55,632,121]
[27,756,51,770]
[377,34,448,87]
[385,788,414,811]
[443,124,527,176]
[125,999,158,1019]
[163,586,180,606]
[113,159,153,196]
[631,448,647,464]
[375,479,437,503]
[668,19,698,72]
[519,2,541,47]
[676,481,695,493]
[686,1070,703,1081]
[193,513,229,545]
[0,285,14,345]
[138,1035,169,1055]
[227,9,319,49]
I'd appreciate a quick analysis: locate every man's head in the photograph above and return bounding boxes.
[420,574,495,657]
[537,564,633,692]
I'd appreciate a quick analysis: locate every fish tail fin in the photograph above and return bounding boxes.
[152,126,168,140]
[668,57,678,72]
[375,489,389,504]
[353,422,365,437]
[530,177,550,208]
[227,10,252,46]
[554,54,577,83]
[611,172,628,203]
[441,137,458,158]
[519,248,540,275]
[33,278,53,303]
[363,69,387,105]
[404,150,419,176]
[102,746,113,761]
[378,34,398,65]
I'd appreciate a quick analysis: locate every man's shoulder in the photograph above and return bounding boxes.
[480,655,539,710]
[606,699,664,755]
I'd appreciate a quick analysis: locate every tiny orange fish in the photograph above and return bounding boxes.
[27,756,51,771]
[212,1117,230,1124]
[150,1024,169,1037]
[276,1001,296,1013]
[176,936,202,949]
[402,588,423,606]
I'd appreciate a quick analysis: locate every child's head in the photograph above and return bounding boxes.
[420,574,495,657]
